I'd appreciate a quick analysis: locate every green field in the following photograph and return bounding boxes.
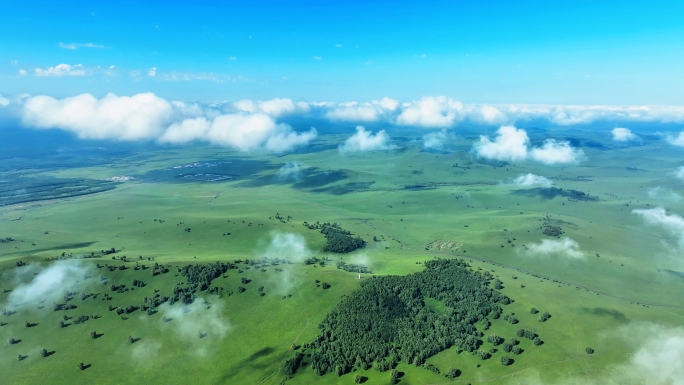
[2,130,683,385]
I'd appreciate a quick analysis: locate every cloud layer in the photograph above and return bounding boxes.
[473,125,584,165]
[21,93,317,152]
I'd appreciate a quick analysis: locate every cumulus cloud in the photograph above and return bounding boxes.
[34,63,86,77]
[612,127,637,141]
[21,93,316,152]
[339,126,395,153]
[507,173,553,187]
[160,114,317,152]
[157,297,230,356]
[473,125,529,162]
[474,126,584,165]
[529,139,584,164]
[522,237,585,260]
[633,207,684,250]
[396,96,463,127]
[23,93,176,140]
[666,132,684,147]
[148,67,157,77]
[422,130,449,150]
[648,187,682,202]
[7,261,93,305]
[0,94,8,107]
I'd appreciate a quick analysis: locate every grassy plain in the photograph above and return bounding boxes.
[1,129,683,384]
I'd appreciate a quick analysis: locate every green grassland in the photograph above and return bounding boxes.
[1,130,683,384]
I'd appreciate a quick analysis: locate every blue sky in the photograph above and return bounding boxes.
[2,0,684,104]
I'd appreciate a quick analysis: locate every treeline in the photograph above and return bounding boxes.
[304,222,366,253]
[289,258,510,377]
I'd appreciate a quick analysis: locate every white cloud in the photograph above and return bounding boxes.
[335,44,342,48]
[339,126,395,154]
[523,237,585,260]
[148,67,157,77]
[396,96,463,127]
[508,173,553,187]
[529,139,584,165]
[21,93,316,152]
[667,132,684,147]
[234,98,310,118]
[261,232,312,262]
[0,94,8,108]
[22,93,175,140]
[157,297,230,356]
[59,42,105,50]
[674,166,684,181]
[313,56,322,60]
[34,63,86,77]
[474,126,584,165]
[633,207,684,250]
[630,324,684,385]
[473,125,529,162]
[648,187,682,202]
[422,130,448,150]
[612,127,637,141]
[324,98,398,122]
[7,261,92,305]
[18,69,27,76]
[160,114,317,152]
[276,162,306,181]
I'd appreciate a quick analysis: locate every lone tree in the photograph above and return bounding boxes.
[500,355,512,366]
[354,374,366,383]
[539,312,551,322]
[585,347,594,354]
[445,367,460,378]
[39,349,48,357]
[90,331,97,339]
[533,337,543,346]
[530,307,539,314]
[77,362,86,370]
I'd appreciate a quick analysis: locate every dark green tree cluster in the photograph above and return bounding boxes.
[335,261,371,274]
[305,222,367,253]
[179,261,236,292]
[297,259,509,377]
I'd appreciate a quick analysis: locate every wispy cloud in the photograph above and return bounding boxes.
[522,237,585,260]
[59,42,105,50]
[34,63,87,77]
